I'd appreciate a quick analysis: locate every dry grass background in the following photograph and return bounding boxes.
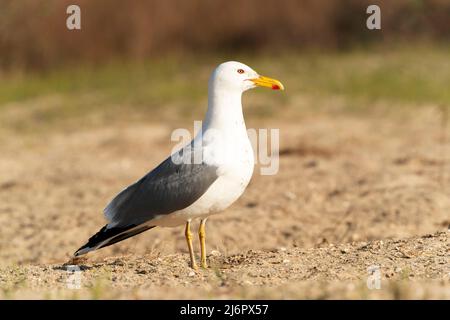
[1,0,449,70]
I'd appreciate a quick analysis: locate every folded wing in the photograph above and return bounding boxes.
[104,145,219,228]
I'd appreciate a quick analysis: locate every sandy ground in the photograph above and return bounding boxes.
[0,106,449,299]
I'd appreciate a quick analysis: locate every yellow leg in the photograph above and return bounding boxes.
[185,220,198,269]
[198,219,208,268]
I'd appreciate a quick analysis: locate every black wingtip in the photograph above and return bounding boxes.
[74,224,155,256]
[73,225,110,256]
[73,243,93,257]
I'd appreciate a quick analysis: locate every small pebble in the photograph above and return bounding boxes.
[210,250,222,256]
[284,191,296,200]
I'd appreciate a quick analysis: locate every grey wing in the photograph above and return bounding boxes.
[104,146,218,227]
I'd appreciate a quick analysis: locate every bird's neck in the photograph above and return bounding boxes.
[203,87,246,133]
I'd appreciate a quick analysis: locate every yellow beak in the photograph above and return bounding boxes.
[250,75,285,91]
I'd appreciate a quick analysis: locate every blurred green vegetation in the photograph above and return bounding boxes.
[0,45,449,131]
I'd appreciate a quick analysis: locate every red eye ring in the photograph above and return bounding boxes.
[237,69,245,74]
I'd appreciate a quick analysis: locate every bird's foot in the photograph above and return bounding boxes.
[191,263,199,270]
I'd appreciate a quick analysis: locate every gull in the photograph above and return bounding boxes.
[74,61,284,269]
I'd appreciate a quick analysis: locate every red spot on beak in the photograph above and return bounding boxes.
[272,84,280,90]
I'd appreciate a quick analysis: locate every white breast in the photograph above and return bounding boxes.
[153,135,254,227]
[189,137,254,215]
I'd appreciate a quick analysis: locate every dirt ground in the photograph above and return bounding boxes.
[0,105,449,299]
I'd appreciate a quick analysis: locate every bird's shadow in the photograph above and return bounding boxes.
[53,256,95,271]
[53,264,93,271]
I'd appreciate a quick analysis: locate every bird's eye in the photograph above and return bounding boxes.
[237,69,245,74]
